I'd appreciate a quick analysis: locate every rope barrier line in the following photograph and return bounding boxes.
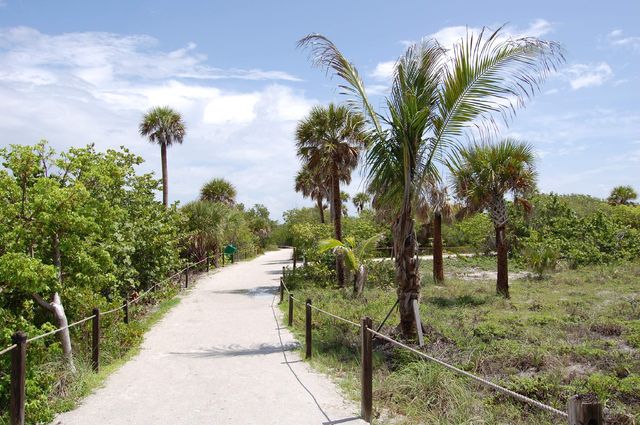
[0,344,16,356]
[367,328,568,419]
[306,303,362,329]
[26,315,96,344]
[0,256,212,356]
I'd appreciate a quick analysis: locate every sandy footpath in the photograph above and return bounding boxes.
[52,249,366,425]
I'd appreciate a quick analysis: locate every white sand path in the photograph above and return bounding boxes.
[52,249,366,425]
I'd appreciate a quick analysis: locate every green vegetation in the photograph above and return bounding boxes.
[0,141,273,424]
[281,259,640,424]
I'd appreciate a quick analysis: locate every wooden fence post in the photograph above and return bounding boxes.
[206,255,210,272]
[92,308,100,372]
[305,299,312,359]
[222,254,225,267]
[279,277,284,304]
[288,294,294,326]
[184,267,189,288]
[568,395,603,425]
[124,298,129,324]
[361,317,373,423]
[10,331,26,425]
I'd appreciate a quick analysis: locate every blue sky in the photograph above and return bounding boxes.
[0,1,638,219]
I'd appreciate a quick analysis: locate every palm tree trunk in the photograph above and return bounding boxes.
[432,212,444,284]
[496,224,509,298]
[316,197,325,223]
[395,205,420,337]
[160,143,168,208]
[331,164,345,287]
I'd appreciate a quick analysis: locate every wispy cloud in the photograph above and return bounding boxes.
[563,62,613,90]
[0,26,315,219]
[607,29,640,50]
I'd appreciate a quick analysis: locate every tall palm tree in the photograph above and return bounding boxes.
[201,178,237,206]
[299,28,563,337]
[607,185,637,206]
[296,103,368,287]
[139,106,186,208]
[449,139,537,298]
[294,164,328,223]
[352,192,371,214]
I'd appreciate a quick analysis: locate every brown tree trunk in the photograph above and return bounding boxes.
[395,206,420,337]
[331,165,345,287]
[496,225,509,298]
[316,197,325,224]
[160,142,168,208]
[33,293,76,373]
[432,212,444,284]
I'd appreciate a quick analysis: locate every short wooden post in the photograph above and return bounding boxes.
[279,277,284,303]
[92,308,100,372]
[361,317,373,423]
[184,267,189,288]
[412,298,424,347]
[293,248,297,271]
[222,254,225,267]
[123,298,130,324]
[288,293,294,326]
[10,331,27,425]
[305,299,312,359]
[206,256,210,272]
[568,395,603,425]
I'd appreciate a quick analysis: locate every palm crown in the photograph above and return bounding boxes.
[139,106,186,147]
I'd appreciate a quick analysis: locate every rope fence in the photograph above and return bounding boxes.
[279,263,603,424]
[0,247,259,425]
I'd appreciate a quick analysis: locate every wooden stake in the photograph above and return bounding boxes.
[305,299,312,359]
[124,299,129,324]
[10,331,26,425]
[92,308,100,372]
[206,256,210,272]
[279,277,284,304]
[184,268,189,288]
[568,395,603,425]
[412,299,424,347]
[288,293,294,326]
[361,317,373,423]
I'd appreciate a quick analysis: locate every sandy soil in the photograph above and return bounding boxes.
[52,249,366,425]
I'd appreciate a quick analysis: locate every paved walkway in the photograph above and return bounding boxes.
[52,249,366,425]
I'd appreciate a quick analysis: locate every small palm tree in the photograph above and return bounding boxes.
[607,185,637,206]
[201,178,237,206]
[352,192,371,214]
[449,139,537,298]
[295,164,329,223]
[318,234,382,295]
[139,106,186,208]
[299,28,563,336]
[296,103,368,287]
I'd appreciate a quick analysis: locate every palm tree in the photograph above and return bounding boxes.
[299,28,563,336]
[449,139,537,298]
[201,178,237,206]
[295,165,328,223]
[352,192,370,214]
[417,181,454,285]
[296,103,368,287]
[139,106,186,208]
[607,185,637,206]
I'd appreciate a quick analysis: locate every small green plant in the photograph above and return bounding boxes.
[523,239,560,279]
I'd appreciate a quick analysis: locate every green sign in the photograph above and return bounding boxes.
[224,244,237,254]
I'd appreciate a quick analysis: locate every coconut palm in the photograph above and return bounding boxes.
[296,103,368,287]
[299,28,563,336]
[201,178,237,206]
[449,139,537,298]
[607,185,637,206]
[139,106,186,208]
[352,192,370,214]
[295,164,329,223]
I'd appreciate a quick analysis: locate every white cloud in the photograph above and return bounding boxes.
[369,61,395,81]
[369,19,554,84]
[607,29,640,50]
[0,26,315,219]
[564,62,613,90]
